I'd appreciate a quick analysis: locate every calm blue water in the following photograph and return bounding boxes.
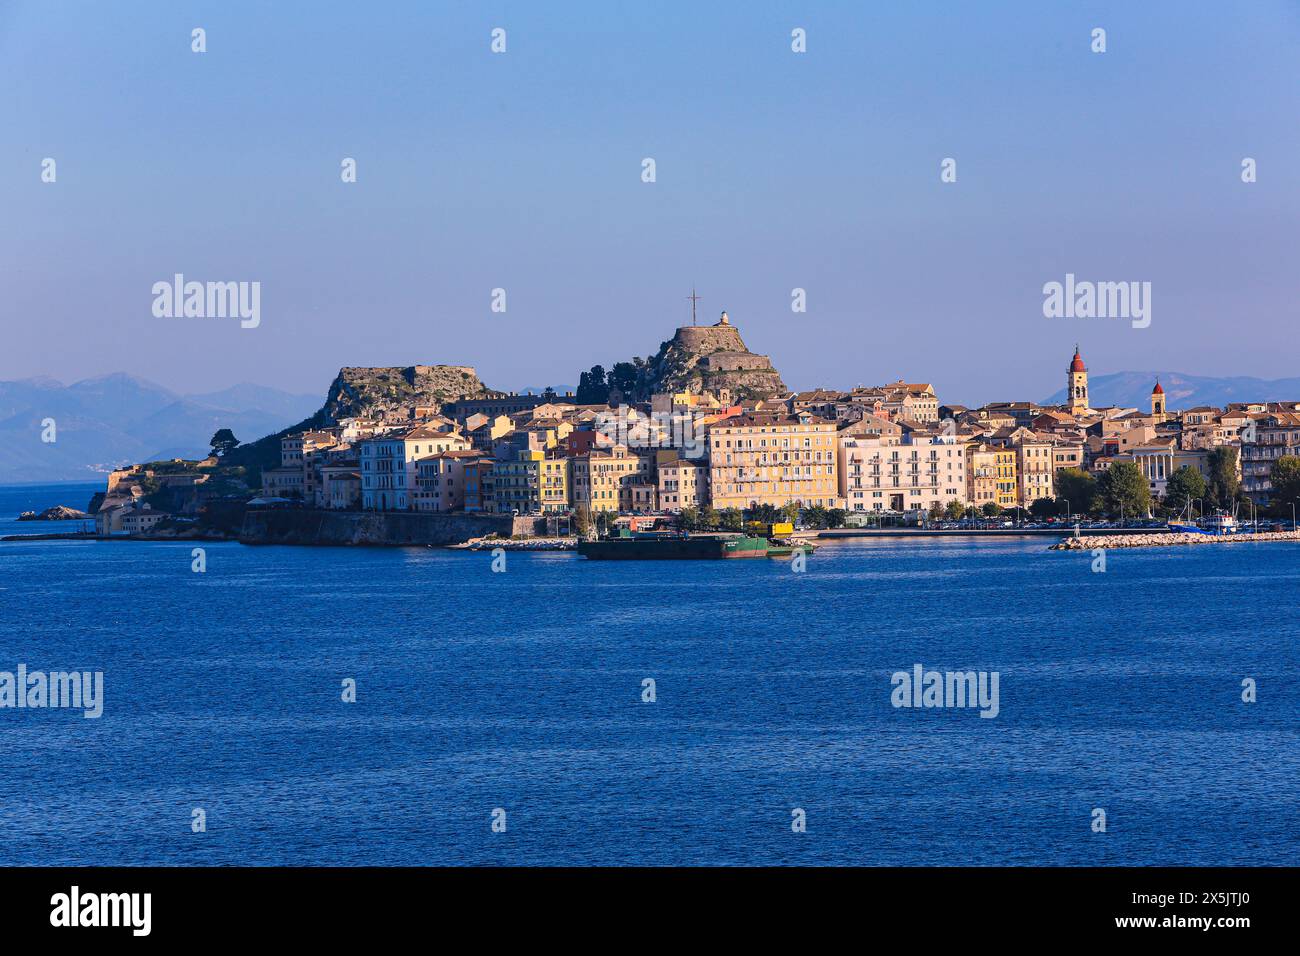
[0,482,1296,865]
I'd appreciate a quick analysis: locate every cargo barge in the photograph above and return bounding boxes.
[577,530,812,560]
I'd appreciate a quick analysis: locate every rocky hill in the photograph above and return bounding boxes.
[648,316,786,399]
[224,365,495,477]
[323,365,491,420]
[579,314,788,403]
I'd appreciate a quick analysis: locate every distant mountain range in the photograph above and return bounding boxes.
[1041,371,1300,411]
[0,374,321,484]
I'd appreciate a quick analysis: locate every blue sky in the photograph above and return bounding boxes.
[3,0,1298,406]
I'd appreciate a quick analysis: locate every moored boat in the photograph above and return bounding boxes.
[577,530,813,560]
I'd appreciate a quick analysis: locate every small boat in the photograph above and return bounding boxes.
[1168,510,1239,536]
[1203,512,1239,535]
[577,529,813,560]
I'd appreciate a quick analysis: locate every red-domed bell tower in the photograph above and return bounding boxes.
[1151,379,1166,421]
[1067,345,1089,415]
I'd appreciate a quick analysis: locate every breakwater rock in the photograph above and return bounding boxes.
[1051,530,1300,551]
[455,537,577,551]
[17,506,89,521]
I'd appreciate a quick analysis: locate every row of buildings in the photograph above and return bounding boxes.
[258,333,1300,519]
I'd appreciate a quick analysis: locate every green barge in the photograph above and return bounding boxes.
[577,530,813,560]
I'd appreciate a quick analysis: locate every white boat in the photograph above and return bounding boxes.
[1202,512,1238,535]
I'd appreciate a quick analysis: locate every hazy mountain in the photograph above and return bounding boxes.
[0,375,321,483]
[1041,371,1300,411]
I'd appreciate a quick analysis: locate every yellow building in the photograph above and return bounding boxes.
[707,413,840,510]
[491,451,570,514]
[1013,438,1054,507]
[994,447,1018,508]
[570,446,652,513]
[656,451,707,510]
[966,443,1017,510]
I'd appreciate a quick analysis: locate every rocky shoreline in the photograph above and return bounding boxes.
[17,506,90,521]
[453,537,577,551]
[1051,530,1300,550]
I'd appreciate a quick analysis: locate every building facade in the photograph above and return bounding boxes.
[708,413,840,510]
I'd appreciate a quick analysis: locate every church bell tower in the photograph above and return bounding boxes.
[1067,346,1089,415]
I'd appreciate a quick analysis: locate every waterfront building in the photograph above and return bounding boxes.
[121,505,168,534]
[966,443,1017,510]
[1112,439,1209,501]
[1051,440,1086,475]
[656,453,707,510]
[1013,436,1055,506]
[360,425,470,511]
[463,458,495,512]
[570,446,653,513]
[1241,411,1300,501]
[319,461,362,509]
[707,413,840,510]
[838,430,966,514]
[415,449,485,512]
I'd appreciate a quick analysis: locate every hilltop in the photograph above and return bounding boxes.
[222,365,495,476]
[576,312,787,402]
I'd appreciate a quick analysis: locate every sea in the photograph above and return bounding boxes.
[0,481,1296,865]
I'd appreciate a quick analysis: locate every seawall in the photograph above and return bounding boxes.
[240,509,531,547]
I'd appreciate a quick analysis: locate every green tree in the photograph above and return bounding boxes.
[1205,446,1240,509]
[607,361,642,401]
[1097,461,1152,518]
[750,503,779,525]
[699,505,720,530]
[928,501,945,521]
[944,499,965,520]
[802,505,829,529]
[981,502,1003,517]
[677,506,700,531]
[779,501,800,524]
[719,507,744,531]
[576,365,608,404]
[1054,467,1097,516]
[1164,465,1208,515]
[573,506,592,539]
[209,428,240,457]
[1029,497,1056,518]
[826,508,847,529]
[1268,455,1300,516]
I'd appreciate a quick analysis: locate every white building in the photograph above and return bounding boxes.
[838,431,966,514]
[360,425,470,511]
